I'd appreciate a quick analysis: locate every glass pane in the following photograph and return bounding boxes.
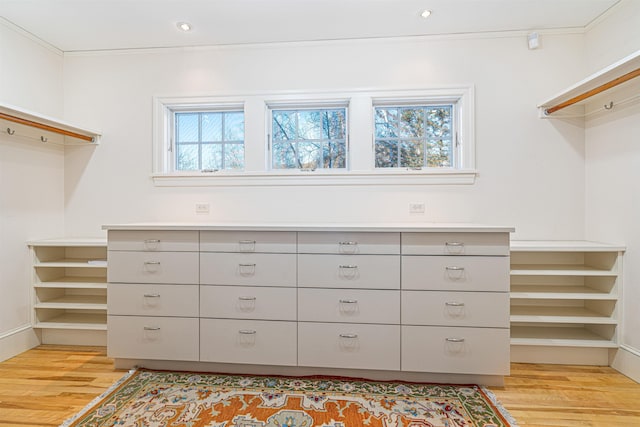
[398,108,424,138]
[399,139,424,168]
[375,108,398,138]
[202,144,223,170]
[425,106,452,140]
[375,140,398,168]
[272,141,298,169]
[323,140,346,168]
[201,113,222,142]
[176,144,199,170]
[273,111,296,141]
[297,141,322,169]
[298,110,321,140]
[176,113,199,143]
[322,110,346,139]
[224,112,244,141]
[427,138,453,167]
[224,143,245,170]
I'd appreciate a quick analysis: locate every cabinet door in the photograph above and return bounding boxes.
[402,326,510,375]
[108,284,199,317]
[107,315,198,361]
[298,322,400,370]
[298,232,400,254]
[402,232,509,256]
[401,290,509,327]
[108,251,199,284]
[200,319,297,366]
[298,288,399,324]
[200,253,296,286]
[298,254,400,289]
[200,231,296,253]
[401,255,509,292]
[200,285,297,321]
[108,230,199,252]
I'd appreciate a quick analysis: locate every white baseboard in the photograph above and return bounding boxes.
[610,345,640,384]
[0,325,40,362]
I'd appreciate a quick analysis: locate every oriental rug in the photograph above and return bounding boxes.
[61,369,518,427]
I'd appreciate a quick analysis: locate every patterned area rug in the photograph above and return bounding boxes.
[61,369,518,427]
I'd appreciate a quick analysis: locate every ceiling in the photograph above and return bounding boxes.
[0,0,621,52]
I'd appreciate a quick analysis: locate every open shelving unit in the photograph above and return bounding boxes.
[29,238,108,345]
[510,240,624,365]
[1,102,101,145]
[537,49,640,119]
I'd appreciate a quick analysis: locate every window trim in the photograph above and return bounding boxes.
[152,86,476,186]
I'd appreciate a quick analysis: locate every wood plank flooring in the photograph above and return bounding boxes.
[0,345,639,426]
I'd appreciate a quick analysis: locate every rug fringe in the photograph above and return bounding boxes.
[59,369,137,427]
[481,386,520,427]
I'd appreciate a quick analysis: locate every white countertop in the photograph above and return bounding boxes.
[102,222,515,233]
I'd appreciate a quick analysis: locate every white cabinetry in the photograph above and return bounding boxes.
[510,241,624,365]
[105,224,513,384]
[29,238,107,345]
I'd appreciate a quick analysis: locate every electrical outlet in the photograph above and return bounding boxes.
[195,203,210,214]
[409,202,426,214]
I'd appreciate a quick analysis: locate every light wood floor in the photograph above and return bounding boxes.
[0,346,639,426]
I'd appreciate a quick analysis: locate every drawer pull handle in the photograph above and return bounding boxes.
[445,242,464,247]
[238,296,256,301]
[144,239,161,244]
[143,326,161,331]
[239,240,256,252]
[445,266,464,271]
[339,299,358,304]
[339,265,358,269]
[144,261,161,265]
[339,241,358,246]
[239,329,256,335]
[239,240,256,244]
[445,302,464,307]
[339,333,358,339]
[445,337,465,343]
[239,263,257,267]
[143,294,160,298]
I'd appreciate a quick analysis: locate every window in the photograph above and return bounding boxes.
[270,107,347,170]
[374,104,454,168]
[174,110,244,171]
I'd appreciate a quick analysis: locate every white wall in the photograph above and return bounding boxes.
[0,21,65,359]
[584,0,640,380]
[62,32,587,240]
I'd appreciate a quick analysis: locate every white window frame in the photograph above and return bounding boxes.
[152,86,476,187]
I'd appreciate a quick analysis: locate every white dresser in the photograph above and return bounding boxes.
[105,223,513,385]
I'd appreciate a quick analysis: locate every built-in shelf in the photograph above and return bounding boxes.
[1,102,101,145]
[510,240,624,363]
[537,49,640,118]
[29,238,108,344]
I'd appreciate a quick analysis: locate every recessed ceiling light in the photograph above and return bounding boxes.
[420,9,432,19]
[177,22,192,32]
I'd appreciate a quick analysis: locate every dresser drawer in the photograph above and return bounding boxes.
[402,255,509,292]
[200,319,297,366]
[298,232,400,254]
[401,291,509,327]
[107,315,198,361]
[200,253,296,286]
[401,232,509,256]
[108,230,199,252]
[298,288,399,324]
[200,231,296,253]
[200,285,296,321]
[298,322,400,370]
[108,251,199,284]
[402,326,510,375]
[298,254,400,289]
[108,283,199,317]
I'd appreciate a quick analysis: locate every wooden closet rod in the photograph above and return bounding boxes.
[545,67,640,115]
[0,111,95,142]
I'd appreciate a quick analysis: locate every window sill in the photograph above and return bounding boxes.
[151,169,477,187]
